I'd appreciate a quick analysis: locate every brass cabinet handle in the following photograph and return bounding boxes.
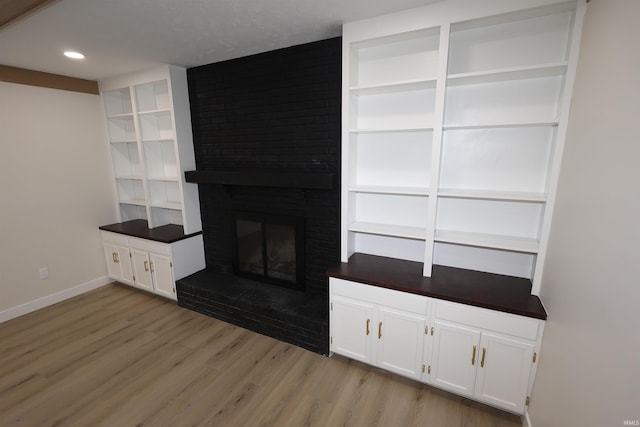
[472,345,477,365]
[144,261,149,272]
[366,319,370,336]
[378,322,382,339]
[150,261,154,273]
[112,252,116,263]
[115,253,119,263]
[481,347,487,368]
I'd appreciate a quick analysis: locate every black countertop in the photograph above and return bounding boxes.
[99,219,202,244]
[327,253,547,320]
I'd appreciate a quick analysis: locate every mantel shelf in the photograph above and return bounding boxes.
[185,170,337,190]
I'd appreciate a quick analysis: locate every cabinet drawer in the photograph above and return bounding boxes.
[435,301,542,341]
[101,231,129,246]
[331,278,428,315]
[128,237,171,256]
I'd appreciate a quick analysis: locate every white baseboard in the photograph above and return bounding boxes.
[523,411,532,427]
[0,276,112,323]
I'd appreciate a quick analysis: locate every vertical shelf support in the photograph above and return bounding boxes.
[423,23,451,277]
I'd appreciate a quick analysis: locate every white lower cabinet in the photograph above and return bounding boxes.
[103,241,134,286]
[330,278,427,381]
[130,248,154,292]
[331,295,374,363]
[101,231,205,300]
[128,239,177,299]
[430,321,535,413]
[147,253,175,299]
[473,332,536,413]
[430,320,481,398]
[375,306,425,380]
[329,278,544,415]
[130,247,174,297]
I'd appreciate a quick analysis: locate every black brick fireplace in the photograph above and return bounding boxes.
[176,37,341,355]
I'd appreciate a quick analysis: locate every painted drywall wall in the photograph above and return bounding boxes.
[0,81,117,318]
[530,1,640,426]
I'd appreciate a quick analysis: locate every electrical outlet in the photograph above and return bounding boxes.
[39,267,49,280]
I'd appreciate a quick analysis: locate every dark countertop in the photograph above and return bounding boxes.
[327,253,547,320]
[99,219,202,244]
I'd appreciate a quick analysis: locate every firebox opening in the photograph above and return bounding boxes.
[233,212,306,291]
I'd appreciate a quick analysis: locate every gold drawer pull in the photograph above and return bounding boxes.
[366,319,370,336]
[150,261,154,273]
[144,261,149,272]
[481,347,487,368]
[378,322,382,339]
[472,345,477,365]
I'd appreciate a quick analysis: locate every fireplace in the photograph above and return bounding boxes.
[176,182,336,354]
[176,37,341,355]
[234,212,305,291]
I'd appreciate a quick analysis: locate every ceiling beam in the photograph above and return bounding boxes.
[0,0,58,29]
[0,65,99,94]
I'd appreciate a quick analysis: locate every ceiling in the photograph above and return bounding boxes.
[0,0,440,82]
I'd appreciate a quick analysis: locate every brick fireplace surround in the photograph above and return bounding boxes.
[176,38,341,355]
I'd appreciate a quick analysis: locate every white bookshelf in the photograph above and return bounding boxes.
[100,65,202,234]
[342,25,440,268]
[341,0,587,294]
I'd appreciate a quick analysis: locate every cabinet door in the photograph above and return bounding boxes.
[104,243,134,286]
[375,306,425,380]
[150,253,175,300]
[115,246,134,286]
[130,248,153,292]
[430,320,480,397]
[103,243,121,281]
[474,332,535,414]
[331,295,374,363]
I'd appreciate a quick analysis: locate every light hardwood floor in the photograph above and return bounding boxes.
[0,284,522,427]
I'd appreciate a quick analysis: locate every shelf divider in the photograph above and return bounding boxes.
[349,185,430,196]
[443,121,558,131]
[446,62,568,86]
[349,222,427,240]
[434,230,539,253]
[438,188,546,202]
[350,78,437,95]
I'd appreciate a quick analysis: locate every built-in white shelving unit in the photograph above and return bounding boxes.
[100,66,202,234]
[341,0,587,294]
[343,25,440,266]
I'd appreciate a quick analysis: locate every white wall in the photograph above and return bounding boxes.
[0,82,117,320]
[530,1,640,426]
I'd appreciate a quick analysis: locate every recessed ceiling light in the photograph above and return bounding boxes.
[64,51,85,59]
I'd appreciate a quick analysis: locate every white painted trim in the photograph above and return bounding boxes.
[0,276,112,323]
[523,411,532,427]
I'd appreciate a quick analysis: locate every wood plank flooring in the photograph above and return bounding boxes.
[0,284,522,427]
